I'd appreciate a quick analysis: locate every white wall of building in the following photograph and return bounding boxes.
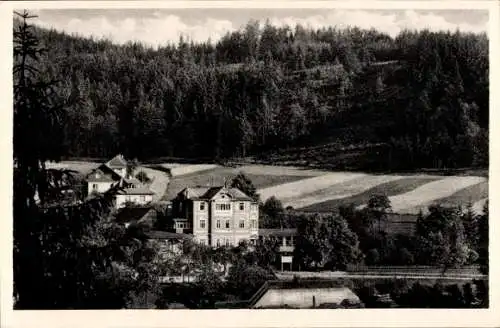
[87,181,114,195]
[115,194,153,208]
[113,167,127,178]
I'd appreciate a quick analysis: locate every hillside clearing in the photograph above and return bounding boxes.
[401,181,488,215]
[258,172,367,202]
[299,176,441,212]
[236,165,328,177]
[384,176,487,214]
[165,164,220,177]
[163,165,313,200]
[287,175,406,209]
[45,161,99,174]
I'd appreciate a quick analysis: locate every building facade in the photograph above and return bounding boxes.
[170,186,259,247]
[259,228,297,271]
[86,154,154,209]
[115,186,155,208]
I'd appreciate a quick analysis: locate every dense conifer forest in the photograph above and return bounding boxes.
[19,19,488,170]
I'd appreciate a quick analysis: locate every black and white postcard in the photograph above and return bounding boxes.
[1,1,499,328]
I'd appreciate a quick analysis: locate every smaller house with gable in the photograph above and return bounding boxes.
[86,154,154,208]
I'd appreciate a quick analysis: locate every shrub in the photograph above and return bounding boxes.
[365,248,380,265]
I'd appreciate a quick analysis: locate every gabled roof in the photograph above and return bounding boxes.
[115,206,154,224]
[125,177,141,185]
[177,186,253,201]
[117,186,155,195]
[86,165,122,182]
[106,154,128,168]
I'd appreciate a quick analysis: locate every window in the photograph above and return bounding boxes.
[92,184,98,190]
[239,202,245,211]
[239,220,245,229]
[216,220,221,229]
[200,219,206,229]
[216,239,221,247]
[140,195,145,202]
[250,219,257,229]
[199,239,206,245]
[199,202,205,211]
[225,220,230,229]
[225,239,231,247]
[216,203,231,211]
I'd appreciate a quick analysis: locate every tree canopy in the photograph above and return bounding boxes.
[18,18,488,171]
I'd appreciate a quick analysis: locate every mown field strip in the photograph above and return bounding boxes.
[167,164,220,177]
[45,161,99,174]
[288,175,406,209]
[385,176,487,213]
[299,176,441,212]
[258,172,367,202]
[400,181,488,215]
[473,198,488,214]
[238,164,329,177]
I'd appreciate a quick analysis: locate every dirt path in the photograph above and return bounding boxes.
[138,166,170,201]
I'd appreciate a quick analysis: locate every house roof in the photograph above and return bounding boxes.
[145,230,193,240]
[259,228,297,237]
[106,154,128,168]
[115,207,154,224]
[177,186,253,201]
[87,172,116,183]
[117,186,155,195]
[87,164,122,182]
[125,177,141,185]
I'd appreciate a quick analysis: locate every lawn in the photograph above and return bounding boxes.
[299,176,441,212]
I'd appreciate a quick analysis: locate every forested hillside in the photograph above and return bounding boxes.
[20,19,489,170]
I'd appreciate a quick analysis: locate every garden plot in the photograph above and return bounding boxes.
[286,174,406,209]
[381,176,487,214]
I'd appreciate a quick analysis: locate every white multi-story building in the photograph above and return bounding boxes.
[170,185,259,247]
